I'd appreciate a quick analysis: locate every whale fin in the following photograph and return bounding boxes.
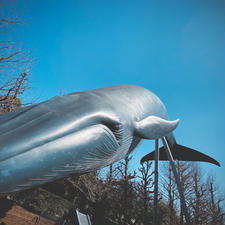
[141,142,220,167]
[134,116,179,140]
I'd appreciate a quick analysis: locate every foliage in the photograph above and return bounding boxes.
[14,188,73,221]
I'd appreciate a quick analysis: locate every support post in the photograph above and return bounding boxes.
[161,137,191,225]
[153,139,159,225]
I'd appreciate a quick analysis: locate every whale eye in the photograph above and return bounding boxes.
[110,124,123,146]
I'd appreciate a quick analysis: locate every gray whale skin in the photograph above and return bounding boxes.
[0,85,220,193]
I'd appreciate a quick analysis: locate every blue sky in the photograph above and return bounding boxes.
[6,0,225,193]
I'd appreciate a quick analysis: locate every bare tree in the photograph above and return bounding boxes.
[161,163,180,224]
[0,1,32,113]
[175,161,194,224]
[113,156,137,225]
[206,176,225,225]
[135,161,154,225]
[0,72,30,112]
[188,165,208,224]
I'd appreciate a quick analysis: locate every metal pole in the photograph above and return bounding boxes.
[161,137,191,225]
[153,139,159,225]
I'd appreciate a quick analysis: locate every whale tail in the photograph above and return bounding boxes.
[141,137,220,167]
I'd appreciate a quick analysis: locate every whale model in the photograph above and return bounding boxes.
[0,85,220,193]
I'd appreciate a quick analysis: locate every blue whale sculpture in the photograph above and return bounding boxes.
[0,85,220,193]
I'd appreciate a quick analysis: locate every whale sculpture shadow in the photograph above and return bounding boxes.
[0,85,220,193]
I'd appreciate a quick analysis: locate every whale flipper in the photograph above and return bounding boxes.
[0,124,120,193]
[134,116,179,140]
[141,142,220,167]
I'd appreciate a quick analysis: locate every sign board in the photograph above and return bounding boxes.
[76,210,91,225]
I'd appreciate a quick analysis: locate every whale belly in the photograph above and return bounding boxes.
[0,124,122,193]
